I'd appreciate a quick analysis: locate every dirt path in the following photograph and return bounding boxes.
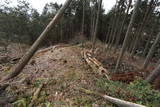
[2,45,109,106]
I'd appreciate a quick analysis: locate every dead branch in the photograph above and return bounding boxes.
[29,83,44,107]
[80,88,146,107]
[0,76,29,95]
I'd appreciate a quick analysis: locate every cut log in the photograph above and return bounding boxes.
[82,50,110,80]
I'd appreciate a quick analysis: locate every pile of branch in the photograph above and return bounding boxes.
[81,50,110,80]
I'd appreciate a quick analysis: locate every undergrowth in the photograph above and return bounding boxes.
[95,77,160,107]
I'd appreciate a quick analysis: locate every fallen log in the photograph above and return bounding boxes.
[82,50,110,80]
[80,88,146,107]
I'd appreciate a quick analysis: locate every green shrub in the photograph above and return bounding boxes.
[95,77,160,107]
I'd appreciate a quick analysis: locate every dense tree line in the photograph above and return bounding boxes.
[0,0,105,46]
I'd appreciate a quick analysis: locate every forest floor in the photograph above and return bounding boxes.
[0,42,160,107]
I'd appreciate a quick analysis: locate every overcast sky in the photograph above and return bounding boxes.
[1,0,116,13]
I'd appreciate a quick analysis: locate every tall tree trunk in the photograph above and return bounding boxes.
[106,0,118,50]
[142,32,160,69]
[109,6,121,50]
[60,20,63,42]
[81,0,86,46]
[143,12,160,57]
[156,59,160,67]
[92,0,102,52]
[128,32,135,52]
[146,64,160,83]
[90,0,93,40]
[90,3,96,41]
[111,0,126,51]
[142,36,151,57]
[130,0,154,57]
[0,0,73,82]
[114,0,141,73]
[82,0,85,35]
[104,27,111,51]
[114,0,132,51]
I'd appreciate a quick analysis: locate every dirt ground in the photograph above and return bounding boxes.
[0,43,159,106]
[1,45,112,106]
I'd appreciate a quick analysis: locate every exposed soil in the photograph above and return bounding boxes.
[0,45,112,106]
[0,43,159,106]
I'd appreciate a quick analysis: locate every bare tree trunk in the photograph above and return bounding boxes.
[114,0,141,73]
[106,0,118,50]
[142,37,151,57]
[142,32,160,69]
[131,0,154,57]
[90,3,96,41]
[110,8,121,50]
[92,0,102,52]
[111,0,126,51]
[114,0,132,51]
[146,64,160,83]
[90,6,93,40]
[60,20,63,42]
[0,0,73,82]
[104,27,111,51]
[82,0,85,35]
[91,13,96,40]
[143,13,159,57]
[155,59,160,68]
[128,33,135,52]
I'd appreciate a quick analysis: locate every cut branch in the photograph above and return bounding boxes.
[29,83,44,107]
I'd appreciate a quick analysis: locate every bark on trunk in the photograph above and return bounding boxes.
[0,0,73,82]
[114,0,141,73]
[82,0,85,35]
[114,0,132,51]
[90,4,96,41]
[146,64,160,83]
[92,0,102,52]
[111,0,126,51]
[142,32,160,69]
[130,0,154,57]
[106,0,118,50]
[142,36,151,57]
